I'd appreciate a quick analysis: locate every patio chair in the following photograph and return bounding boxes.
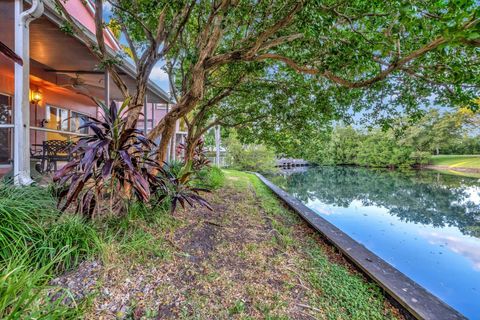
[42,140,73,172]
[30,144,45,173]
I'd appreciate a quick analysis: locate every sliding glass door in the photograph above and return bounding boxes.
[0,93,13,165]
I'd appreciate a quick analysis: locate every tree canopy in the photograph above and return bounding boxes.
[55,0,480,160]
[299,108,480,168]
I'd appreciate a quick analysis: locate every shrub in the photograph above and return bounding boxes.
[43,215,99,272]
[0,249,82,319]
[54,99,162,217]
[166,159,184,177]
[177,138,210,170]
[228,144,276,172]
[225,132,276,173]
[196,166,225,190]
[356,130,413,168]
[410,151,431,165]
[152,162,212,213]
[54,100,212,217]
[0,183,55,263]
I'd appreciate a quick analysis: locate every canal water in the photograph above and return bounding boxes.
[267,166,480,319]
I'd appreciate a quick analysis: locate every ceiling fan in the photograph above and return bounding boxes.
[57,73,104,96]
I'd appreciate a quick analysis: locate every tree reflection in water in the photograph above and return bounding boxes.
[268,167,480,238]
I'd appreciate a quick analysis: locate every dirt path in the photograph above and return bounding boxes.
[54,172,403,319]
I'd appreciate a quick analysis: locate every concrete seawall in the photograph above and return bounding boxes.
[255,173,467,320]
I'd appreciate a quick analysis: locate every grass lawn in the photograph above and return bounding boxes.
[1,170,402,319]
[430,155,480,168]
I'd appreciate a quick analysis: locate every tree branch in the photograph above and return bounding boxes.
[252,34,449,89]
[120,22,139,65]
[161,0,196,56]
[245,1,303,58]
[106,0,155,43]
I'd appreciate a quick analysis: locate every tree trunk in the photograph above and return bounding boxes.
[184,136,199,163]
[126,83,147,129]
[148,60,209,142]
[156,119,175,163]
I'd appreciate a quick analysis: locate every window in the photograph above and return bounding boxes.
[46,105,69,131]
[0,94,12,125]
[70,111,88,134]
[45,105,89,134]
[155,103,167,110]
[0,93,13,165]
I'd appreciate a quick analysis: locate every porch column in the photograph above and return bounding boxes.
[170,121,176,162]
[144,94,148,133]
[151,103,155,132]
[215,125,221,166]
[103,70,110,113]
[14,0,44,185]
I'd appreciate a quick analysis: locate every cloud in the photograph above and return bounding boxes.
[423,231,480,271]
[150,65,169,82]
[103,2,112,13]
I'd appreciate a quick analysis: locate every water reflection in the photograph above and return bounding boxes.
[267,167,480,319]
[269,166,480,238]
[422,231,480,271]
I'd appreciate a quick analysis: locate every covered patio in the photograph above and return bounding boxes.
[0,0,177,183]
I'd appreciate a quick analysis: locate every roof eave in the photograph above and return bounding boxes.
[34,0,172,104]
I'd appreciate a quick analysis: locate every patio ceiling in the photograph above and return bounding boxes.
[0,0,170,104]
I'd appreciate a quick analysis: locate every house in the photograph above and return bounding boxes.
[0,0,187,184]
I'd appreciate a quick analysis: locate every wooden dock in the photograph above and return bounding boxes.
[276,158,309,168]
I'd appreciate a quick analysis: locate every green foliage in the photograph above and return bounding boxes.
[306,245,397,320]
[43,215,99,272]
[0,183,52,262]
[97,201,179,264]
[398,108,474,155]
[443,136,480,155]
[117,228,171,261]
[0,183,96,318]
[356,130,413,168]
[308,108,479,168]
[84,0,480,176]
[225,132,276,173]
[165,160,185,177]
[195,166,225,190]
[153,162,212,213]
[410,151,432,165]
[310,126,416,168]
[188,0,480,155]
[228,300,246,316]
[322,127,360,165]
[0,249,84,319]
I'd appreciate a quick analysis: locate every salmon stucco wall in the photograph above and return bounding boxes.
[0,71,97,146]
[62,0,120,50]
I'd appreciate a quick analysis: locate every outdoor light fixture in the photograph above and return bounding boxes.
[30,90,43,132]
[30,90,42,104]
